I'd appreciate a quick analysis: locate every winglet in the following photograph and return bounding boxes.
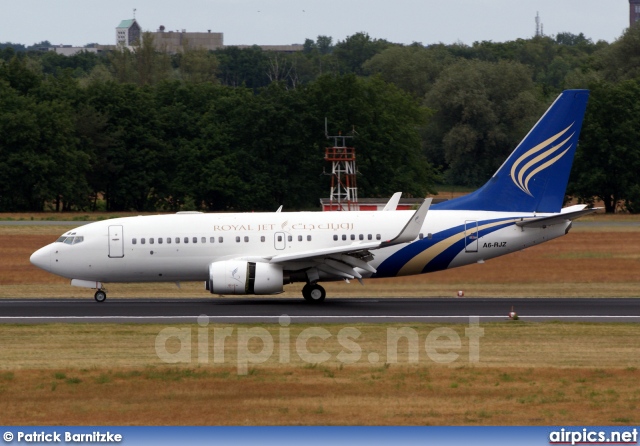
[380,198,431,247]
[382,192,402,211]
[276,205,283,213]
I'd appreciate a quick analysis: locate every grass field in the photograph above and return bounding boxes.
[0,215,638,425]
[0,322,639,425]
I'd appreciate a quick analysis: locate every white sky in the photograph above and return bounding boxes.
[0,0,630,47]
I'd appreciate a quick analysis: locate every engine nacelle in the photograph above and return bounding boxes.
[207,260,283,295]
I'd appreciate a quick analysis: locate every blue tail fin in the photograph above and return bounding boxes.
[434,90,590,213]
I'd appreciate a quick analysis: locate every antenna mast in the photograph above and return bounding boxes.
[535,11,542,37]
[324,120,357,211]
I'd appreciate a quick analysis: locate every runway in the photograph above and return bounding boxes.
[0,297,639,324]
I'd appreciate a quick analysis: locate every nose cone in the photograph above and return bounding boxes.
[30,245,51,272]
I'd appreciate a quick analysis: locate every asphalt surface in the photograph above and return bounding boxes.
[0,297,639,324]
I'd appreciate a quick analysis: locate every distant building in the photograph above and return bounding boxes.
[116,19,141,47]
[152,26,224,52]
[114,18,301,54]
[48,46,102,56]
[631,0,640,27]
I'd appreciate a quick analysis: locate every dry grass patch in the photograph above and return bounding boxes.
[1,322,639,425]
[0,365,638,425]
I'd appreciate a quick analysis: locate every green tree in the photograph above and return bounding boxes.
[0,81,89,211]
[306,74,438,198]
[364,43,456,98]
[568,80,640,213]
[423,59,544,186]
[333,33,391,75]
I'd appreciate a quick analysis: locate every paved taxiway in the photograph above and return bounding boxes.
[0,298,639,324]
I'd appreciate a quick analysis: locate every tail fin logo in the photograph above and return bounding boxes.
[510,123,575,197]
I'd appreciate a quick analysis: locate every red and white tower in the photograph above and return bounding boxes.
[324,122,357,211]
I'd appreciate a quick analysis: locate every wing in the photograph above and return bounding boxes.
[267,198,432,280]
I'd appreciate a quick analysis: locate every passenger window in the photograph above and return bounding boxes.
[350,234,355,241]
[307,235,312,241]
[175,237,180,244]
[158,238,163,244]
[184,237,189,244]
[342,235,347,241]
[219,237,224,243]
[236,236,240,243]
[150,238,154,244]
[193,237,197,243]
[288,235,292,242]
[201,237,206,243]
[359,234,363,240]
[167,237,172,244]
[132,238,137,245]
[419,233,424,240]
[298,235,302,242]
[376,234,381,240]
[428,233,433,240]
[141,238,146,245]
[277,235,283,242]
[368,234,372,240]
[261,236,265,242]
[333,235,338,241]
[210,237,215,243]
[244,236,249,242]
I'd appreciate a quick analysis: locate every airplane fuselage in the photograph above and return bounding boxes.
[31,209,568,286]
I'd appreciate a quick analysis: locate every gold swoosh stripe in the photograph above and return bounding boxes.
[522,145,572,195]
[510,123,573,194]
[517,133,574,195]
[397,220,517,276]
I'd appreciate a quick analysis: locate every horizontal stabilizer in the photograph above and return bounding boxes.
[516,208,600,228]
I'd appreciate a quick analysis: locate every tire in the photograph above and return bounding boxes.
[302,283,312,301]
[305,284,326,303]
[94,290,107,303]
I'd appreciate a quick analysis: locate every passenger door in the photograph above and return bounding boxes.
[108,225,124,258]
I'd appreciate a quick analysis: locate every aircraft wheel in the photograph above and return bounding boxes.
[94,290,107,303]
[303,283,325,303]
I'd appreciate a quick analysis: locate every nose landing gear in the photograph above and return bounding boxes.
[94,290,107,303]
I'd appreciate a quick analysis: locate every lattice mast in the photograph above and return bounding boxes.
[324,119,357,211]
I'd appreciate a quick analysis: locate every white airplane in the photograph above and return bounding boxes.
[31,90,593,303]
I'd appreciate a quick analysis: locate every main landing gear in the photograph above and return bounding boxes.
[94,289,107,303]
[302,283,326,303]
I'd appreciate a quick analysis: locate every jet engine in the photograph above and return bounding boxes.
[207,260,283,295]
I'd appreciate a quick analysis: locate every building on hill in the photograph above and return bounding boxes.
[152,25,224,52]
[116,18,141,47]
[114,18,301,53]
[631,0,640,27]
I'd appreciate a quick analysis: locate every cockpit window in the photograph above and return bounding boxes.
[57,236,84,245]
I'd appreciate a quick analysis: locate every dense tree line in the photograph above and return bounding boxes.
[1,27,640,212]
